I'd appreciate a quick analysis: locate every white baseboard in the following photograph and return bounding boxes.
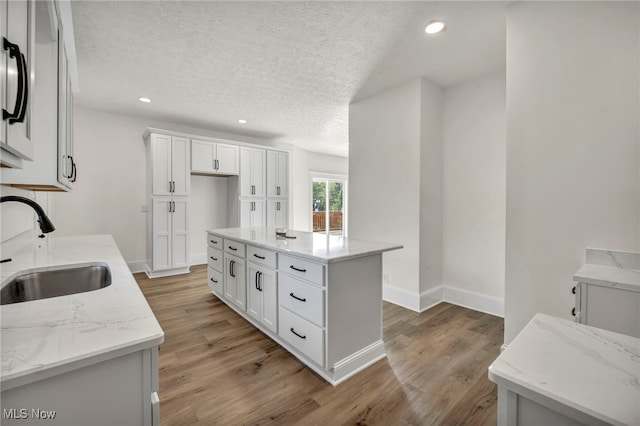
[442,286,504,318]
[384,284,504,318]
[383,285,421,312]
[420,285,444,312]
[127,260,147,274]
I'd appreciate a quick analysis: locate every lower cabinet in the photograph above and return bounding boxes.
[149,197,189,276]
[224,253,246,310]
[247,262,277,333]
[267,199,288,229]
[240,199,266,228]
[1,347,160,426]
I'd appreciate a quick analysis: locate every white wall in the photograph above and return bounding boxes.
[290,146,348,232]
[505,2,639,343]
[350,79,423,295]
[442,72,506,300]
[0,187,37,243]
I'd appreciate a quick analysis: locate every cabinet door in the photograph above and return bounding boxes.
[216,143,239,175]
[171,136,190,196]
[191,139,215,173]
[152,199,172,271]
[252,148,266,197]
[225,255,246,310]
[276,152,288,197]
[267,200,288,229]
[239,147,253,197]
[57,27,71,187]
[151,134,172,196]
[252,199,266,228]
[247,263,262,321]
[240,199,266,228]
[2,0,35,160]
[171,198,189,269]
[266,151,278,197]
[260,267,277,333]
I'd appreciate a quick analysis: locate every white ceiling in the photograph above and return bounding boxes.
[71,1,508,157]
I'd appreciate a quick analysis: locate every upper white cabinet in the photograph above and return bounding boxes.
[0,0,35,168]
[191,139,239,176]
[240,147,266,198]
[267,150,288,198]
[149,133,190,196]
[1,0,78,190]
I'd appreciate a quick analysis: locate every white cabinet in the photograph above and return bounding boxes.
[267,199,288,229]
[574,281,640,338]
[240,199,266,228]
[1,347,160,426]
[191,139,239,176]
[1,0,78,190]
[247,261,277,333]
[240,146,265,197]
[151,198,189,272]
[224,253,246,310]
[1,0,35,168]
[266,150,288,198]
[149,133,190,196]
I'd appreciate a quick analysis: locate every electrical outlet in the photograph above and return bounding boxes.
[383,274,389,285]
[140,205,148,213]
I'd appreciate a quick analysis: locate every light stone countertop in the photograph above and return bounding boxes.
[488,313,640,426]
[208,227,402,263]
[573,247,640,290]
[0,235,164,390]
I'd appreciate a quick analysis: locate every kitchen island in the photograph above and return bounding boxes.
[206,227,402,385]
[1,235,163,425]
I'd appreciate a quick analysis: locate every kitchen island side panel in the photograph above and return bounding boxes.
[326,253,383,367]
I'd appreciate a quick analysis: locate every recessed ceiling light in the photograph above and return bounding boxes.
[138,97,151,103]
[425,20,446,35]
[238,119,247,124]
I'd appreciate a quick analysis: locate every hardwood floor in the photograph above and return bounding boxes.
[135,265,503,425]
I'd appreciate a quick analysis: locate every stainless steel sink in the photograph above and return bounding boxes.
[1,263,112,305]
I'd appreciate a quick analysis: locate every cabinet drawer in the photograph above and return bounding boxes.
[224,239,246,258]
[279,307,324,366]
[279,274,324,327]
[207,266,223,295]
[208,234,222,249]
[279,254,324,285]
[207,246,223,271]
[247,245,277,269]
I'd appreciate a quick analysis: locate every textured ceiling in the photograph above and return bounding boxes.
[72,1,507,157]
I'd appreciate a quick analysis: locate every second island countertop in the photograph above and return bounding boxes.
[207,227,403,263]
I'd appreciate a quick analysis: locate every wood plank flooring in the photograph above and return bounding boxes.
[135,265,503,425]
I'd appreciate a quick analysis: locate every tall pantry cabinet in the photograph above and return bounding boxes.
[144,132,190,278]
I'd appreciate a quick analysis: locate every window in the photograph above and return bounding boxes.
[311,173,347,237]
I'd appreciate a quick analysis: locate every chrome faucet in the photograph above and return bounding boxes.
[0,196,56,235]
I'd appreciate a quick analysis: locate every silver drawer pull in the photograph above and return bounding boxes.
[289,265,306,273]
[289,292,306,302]
[290,328,306,339]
